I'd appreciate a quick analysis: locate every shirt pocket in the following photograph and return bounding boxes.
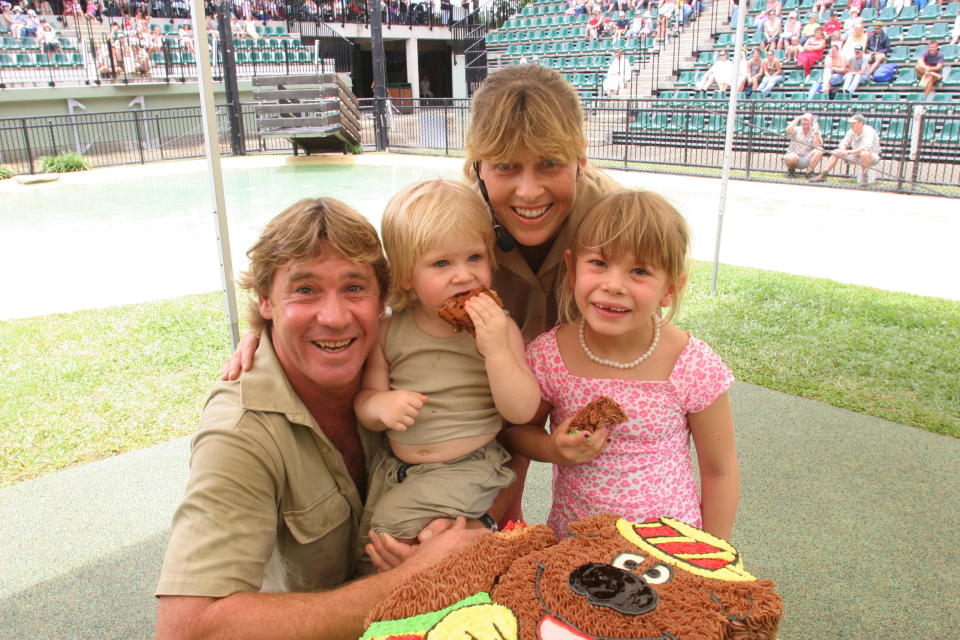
[281,486,352,544]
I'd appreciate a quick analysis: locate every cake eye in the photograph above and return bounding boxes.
[642,564,673,584]
[612,553,645,571]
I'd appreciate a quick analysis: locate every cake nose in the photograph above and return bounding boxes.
[568,562,658,615]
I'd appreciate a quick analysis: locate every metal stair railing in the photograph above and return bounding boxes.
[451,0,531,96]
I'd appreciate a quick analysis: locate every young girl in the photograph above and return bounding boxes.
[355,179,540,541]
[505,189,739,540]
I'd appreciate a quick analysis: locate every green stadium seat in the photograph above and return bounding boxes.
[929,22,949,39]
[918,3,939,18]
[904,23,926,40]
[52,52,69,66]
[944,2,959,18]
[783,69,805,86]
[898,6,918,19]
[1,36,16,50]
[888,45,909,62]
[893,68,917,85]
[943,67,960,85]
[879,7,898,20]
[695,50,714,66]
[58,37,77,50]
[0,52,13,66]
[859,7,876,20]
[16,52,36,66]
[162,23,175,34]
[676,70,697,86]
[884,24,901,39]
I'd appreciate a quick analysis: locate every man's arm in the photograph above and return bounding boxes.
[157,520,483,640]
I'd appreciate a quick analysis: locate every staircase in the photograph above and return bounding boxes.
[621,0,732,98]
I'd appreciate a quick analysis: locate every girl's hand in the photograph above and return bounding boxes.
[464,294,511,359]
[376,390,428,431]
[220,330,261,380]
[551,416,610,465]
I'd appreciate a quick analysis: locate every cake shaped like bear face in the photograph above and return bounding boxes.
[490,513,782,640]
[362,514,782,640]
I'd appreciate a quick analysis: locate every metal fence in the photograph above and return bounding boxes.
[3,97,957,197]
[361,97,960,197]
[0,103,289,174]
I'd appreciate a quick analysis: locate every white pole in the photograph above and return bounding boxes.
[189,0,240,348]
[712,0,748,294]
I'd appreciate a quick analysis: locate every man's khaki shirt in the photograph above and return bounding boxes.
[156,333,386,597]
[469,163,621,344]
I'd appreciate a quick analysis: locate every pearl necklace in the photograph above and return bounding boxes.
[578,315,661,369]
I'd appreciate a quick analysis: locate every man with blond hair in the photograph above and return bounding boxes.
[155,198,483,640]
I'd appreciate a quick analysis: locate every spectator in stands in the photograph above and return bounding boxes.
[784,33,801,62]
[783,112,824,177]
[915,40,945,99]
[657,0,676,41]
[809,114,881,185]
[612,10,629,44]
[811,42,847,97]
[761,9,782,51]
[800,12,820,43]
[85,0,101,22]
[797,25,826,75]
[696,48,735,92]
[847,0,865,14]
[952,13,960,45]
[179,22,195,54]
[21,8,40,37]
[842,7,860,39]
[626,10,653,37]
[758,47,783,94]
[38,19,60,54]
[602,47,635,95]
[147,24,163,54]
[440,0,452,25]
[586,6,603,40]
[863,19,889,77]
[242,16,259,39]
[812,0,832,22]
[778,10,801,50]
[744,47,764,94]
[841,18,867,57]
[729,0,739,26]
[843,45,870,95]
[1,3,21,38]
[821,10,842,43]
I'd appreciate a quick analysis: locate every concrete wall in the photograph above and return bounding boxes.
[0,81,255,119]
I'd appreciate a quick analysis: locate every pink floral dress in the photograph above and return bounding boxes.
[525,327,734,537]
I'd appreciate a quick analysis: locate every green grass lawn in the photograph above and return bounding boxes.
[1,263,957,487]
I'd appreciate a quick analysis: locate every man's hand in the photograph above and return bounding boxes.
[366,517,485,574]
[221,330,261,380]
[464,294,511,359]
[551,416,610,465]
[374,390,428,431]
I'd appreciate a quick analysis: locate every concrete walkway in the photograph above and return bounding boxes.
[3,382,958,639]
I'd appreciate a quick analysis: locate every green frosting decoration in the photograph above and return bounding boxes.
[360,592,492,640]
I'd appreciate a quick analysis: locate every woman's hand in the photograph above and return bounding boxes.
[220,330,261,380]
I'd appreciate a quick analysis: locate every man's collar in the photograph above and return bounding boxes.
[239,328,316,428]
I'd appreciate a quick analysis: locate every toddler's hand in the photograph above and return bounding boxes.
[551,416,610,465]
[378,390,428,431]
[464,293,511,358]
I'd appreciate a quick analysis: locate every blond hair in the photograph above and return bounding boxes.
[464,65,586,177]
[239,198,389,330]
[558,189,690,325]
[380,179,495,311]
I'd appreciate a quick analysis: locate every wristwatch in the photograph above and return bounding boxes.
[478,513,498,532]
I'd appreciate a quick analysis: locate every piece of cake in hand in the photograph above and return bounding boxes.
[569,396,628,434]
[436,285,504,335]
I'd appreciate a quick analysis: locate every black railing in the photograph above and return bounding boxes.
[356,96,959,197]
[3,98,957,197]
